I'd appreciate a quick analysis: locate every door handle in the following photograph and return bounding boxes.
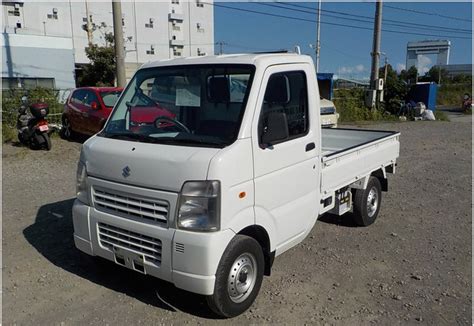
[305,142,315,152]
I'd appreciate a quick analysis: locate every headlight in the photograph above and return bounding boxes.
[177,181,220,232]
[76,160,89,205]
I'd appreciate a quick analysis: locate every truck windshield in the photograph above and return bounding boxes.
[102,64,255,148]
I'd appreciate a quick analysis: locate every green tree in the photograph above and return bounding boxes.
[78,33,116,86]
[379,64,408,114]
[425,66,448,84]
[399,66,418,84]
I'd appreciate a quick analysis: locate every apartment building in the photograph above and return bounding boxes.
[2,0,214,88]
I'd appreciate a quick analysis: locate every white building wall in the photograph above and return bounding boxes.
[2,0,215,77]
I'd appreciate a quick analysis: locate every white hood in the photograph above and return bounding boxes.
[82,136,220,192]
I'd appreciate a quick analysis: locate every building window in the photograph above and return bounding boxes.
[197,48,205,56]
[196,0,204,7]
[16,22,22,28]
[196,22,204,32]
[172,25,180,31]
[2,77,55,90]
[146,46,155,55]
[145,18,154,28]
[172,35,176,40]
[47,8,58,19]
[8,8,20,16]
[173,49,182,57]
[122,17,125,26]
[82,17,87,22]
[172,0,179,4]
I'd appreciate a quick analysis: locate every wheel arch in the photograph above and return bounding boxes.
[371,168,388,192]
[237,225,274,276]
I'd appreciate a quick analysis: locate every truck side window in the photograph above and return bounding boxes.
[259,71,309,144]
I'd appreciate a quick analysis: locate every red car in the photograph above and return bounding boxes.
[61,87,177,138]
[61,87,123,138]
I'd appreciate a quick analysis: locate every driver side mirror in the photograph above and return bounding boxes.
[260,112,289,148]
[91,101,99,110]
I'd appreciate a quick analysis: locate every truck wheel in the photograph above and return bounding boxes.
[352,176,382,226]
[206,235,264,318]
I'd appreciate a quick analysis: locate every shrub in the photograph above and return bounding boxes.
[2,88,64,127]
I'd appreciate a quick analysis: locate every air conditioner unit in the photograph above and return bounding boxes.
[172,21,176,26]
[150,45,155,50]
[52,8,58,14]
[196,23,201,29]
[150,18,154,23]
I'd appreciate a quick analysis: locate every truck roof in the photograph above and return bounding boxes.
[140,53,314,69]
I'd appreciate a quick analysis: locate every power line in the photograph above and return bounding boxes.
[208,2,471,40]
[270,2,471,34]
[384,4,472,23]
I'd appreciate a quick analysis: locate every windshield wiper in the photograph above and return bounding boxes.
[146,137,227,147]
[104,133,147,141]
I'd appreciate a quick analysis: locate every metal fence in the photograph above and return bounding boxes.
[2,88,72,128]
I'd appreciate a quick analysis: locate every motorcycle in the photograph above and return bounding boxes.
[462,93,472,113]
[17,96,52,151]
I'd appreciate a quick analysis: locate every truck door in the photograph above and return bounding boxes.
[252,64,320,252]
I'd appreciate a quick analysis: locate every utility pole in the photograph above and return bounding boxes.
[85,0,93,46]
[368,0,383,109]
[315,0,321,72]
[216,41,226,55]
[112,0,126,87]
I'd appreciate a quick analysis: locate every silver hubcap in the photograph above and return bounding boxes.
[228,253,257,303]
[367,186,379,218]
[64,119,71,137]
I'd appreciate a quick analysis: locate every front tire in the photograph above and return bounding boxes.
[206,235,264,318]
[352,176,382,226]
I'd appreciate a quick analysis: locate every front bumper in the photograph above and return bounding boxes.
[321,113,339,128]
[72,199,235,295]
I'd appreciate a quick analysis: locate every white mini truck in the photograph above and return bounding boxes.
[73,53,400,317]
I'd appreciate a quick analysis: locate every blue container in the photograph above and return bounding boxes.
[407,82,438,111]
[317,73,334,100]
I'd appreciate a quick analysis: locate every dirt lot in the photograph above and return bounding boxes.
[3,117,472,325]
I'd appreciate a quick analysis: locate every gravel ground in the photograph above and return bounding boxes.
[2,116,472,325]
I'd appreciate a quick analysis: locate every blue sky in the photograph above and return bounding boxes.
[214,2,472,80]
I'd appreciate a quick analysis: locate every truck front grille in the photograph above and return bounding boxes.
[98,222,162,266]
[93,187,168,226]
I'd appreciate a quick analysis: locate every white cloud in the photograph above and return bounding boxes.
[396,63,406,73]
[355,64,365,72]
[417,55,432,74]
[339,64,366,75]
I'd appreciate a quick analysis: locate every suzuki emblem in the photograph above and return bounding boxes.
[122,166,131,178]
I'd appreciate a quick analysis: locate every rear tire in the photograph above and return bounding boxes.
[206,235,264,318]
[352,176,382,226]
[42,133,52,151]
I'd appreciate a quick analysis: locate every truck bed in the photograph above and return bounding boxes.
[321,128,400,195]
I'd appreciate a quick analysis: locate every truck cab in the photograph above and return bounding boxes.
[73,53,399,317]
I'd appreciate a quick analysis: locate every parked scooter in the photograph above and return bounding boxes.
[17,96,52,150]
[462,93,472,112]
